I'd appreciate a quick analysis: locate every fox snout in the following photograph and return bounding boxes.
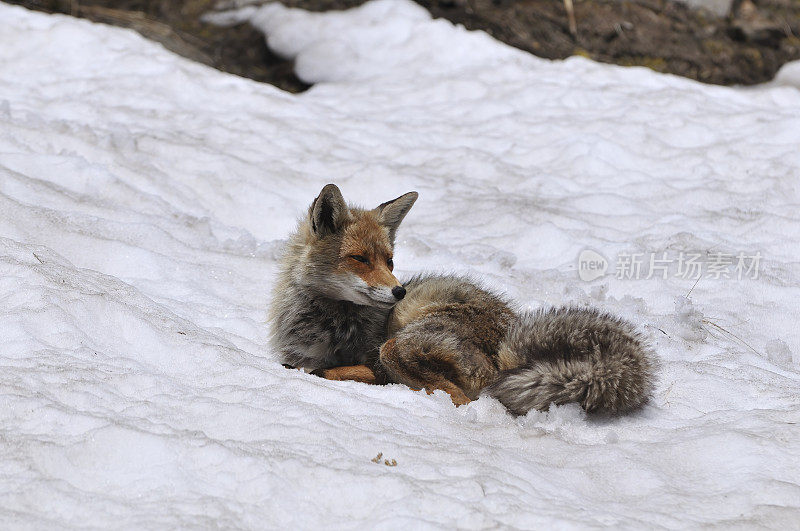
[363,274,405,306]
[337,256,405,307]
[392,285,406,300]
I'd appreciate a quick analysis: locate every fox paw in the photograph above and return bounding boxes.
[315,365,377,384]
[423,387,472,407]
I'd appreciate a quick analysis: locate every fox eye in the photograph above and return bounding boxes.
[349,255,369,264]
[387,258,394,271]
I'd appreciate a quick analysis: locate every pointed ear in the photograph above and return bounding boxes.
[375,191,418,242]
[309,184,349,237]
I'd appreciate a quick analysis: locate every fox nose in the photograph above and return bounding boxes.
[392,285,406,300]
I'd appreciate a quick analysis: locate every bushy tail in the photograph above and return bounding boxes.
[487,307,656,415]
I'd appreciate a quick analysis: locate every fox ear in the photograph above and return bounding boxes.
[375,191,418,242]
[310,184,349,237]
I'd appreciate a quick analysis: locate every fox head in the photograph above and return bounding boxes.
[295,183,418,308]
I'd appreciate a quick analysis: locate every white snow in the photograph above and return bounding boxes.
[2,1,800,527]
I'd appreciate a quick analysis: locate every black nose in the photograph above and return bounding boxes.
[392,286,406,300]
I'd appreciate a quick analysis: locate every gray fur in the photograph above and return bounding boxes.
[270,283,390,371]
[384,276,655,415]
[487,307,656,414]
[382,275,515,400]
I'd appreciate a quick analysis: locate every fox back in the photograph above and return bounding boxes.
[381,275,656,413]
[382,275,517,401]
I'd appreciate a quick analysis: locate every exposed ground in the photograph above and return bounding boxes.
[5,0,800,90]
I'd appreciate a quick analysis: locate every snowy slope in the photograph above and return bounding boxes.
[1,1,800,528]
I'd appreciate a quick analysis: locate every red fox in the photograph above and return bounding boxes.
[270,184,655,414]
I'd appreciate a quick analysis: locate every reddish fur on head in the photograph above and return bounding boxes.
[304,184,418,307]
[338,212,399,290]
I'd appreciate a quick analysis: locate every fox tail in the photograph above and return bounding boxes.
[487,307,656,415]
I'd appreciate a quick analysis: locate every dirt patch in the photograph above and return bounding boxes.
[5,0,800,89]
[411,0,800,85]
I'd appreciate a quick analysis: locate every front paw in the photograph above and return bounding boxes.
[313,365,377,384]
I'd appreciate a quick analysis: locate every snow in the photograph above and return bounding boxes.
[1,0,800,527]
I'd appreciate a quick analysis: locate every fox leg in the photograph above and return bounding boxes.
[424,382,471,406]
[313,365,378,384]
[283,362,378,384]
[379,338,472,406]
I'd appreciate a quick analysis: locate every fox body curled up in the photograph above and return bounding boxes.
[270,184,656,414]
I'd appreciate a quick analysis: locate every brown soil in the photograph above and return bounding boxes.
[5,0,800,90]
[416,0,800,85]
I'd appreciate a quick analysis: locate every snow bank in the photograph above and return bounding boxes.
[1,1,799,527]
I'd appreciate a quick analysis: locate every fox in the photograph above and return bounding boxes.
[270,184,656,414]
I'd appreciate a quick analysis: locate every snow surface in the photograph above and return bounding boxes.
[2,1,800,528]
